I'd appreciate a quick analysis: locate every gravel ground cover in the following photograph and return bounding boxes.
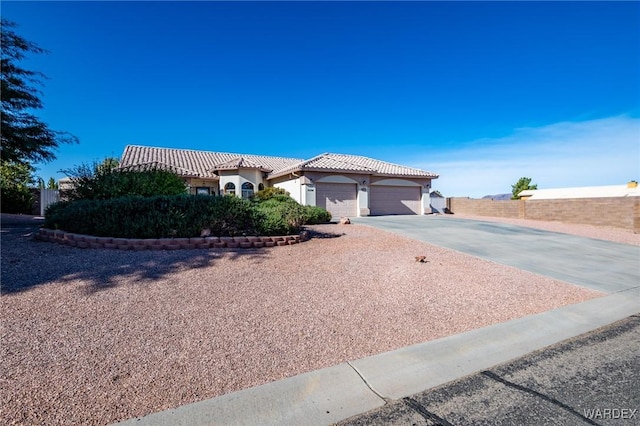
[448,213,640,246]
[1,215,608,425]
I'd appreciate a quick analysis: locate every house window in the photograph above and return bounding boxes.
[258,183,265,191]
[241,182,254,199]
[196,187,210,195]
[224,182,236,195]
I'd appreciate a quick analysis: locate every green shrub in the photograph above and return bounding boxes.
[63,165,187,201]
[44,195,258,238]
[1,185,33,214]
[254,197,306,235]
[251,186,289,201]
[1,161,34,213]
[44,188,333,238]
[303,205,332,224]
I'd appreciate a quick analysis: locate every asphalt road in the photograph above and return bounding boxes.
[337,314,640,426]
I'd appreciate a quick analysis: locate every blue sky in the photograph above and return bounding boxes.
[4,1,639,197]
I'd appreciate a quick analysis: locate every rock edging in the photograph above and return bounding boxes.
[35,228,303,250]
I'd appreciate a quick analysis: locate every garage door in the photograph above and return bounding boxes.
[316,183,357,219]
[370,185,421,215]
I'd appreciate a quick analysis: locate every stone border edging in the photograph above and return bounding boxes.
[35,228,303,250]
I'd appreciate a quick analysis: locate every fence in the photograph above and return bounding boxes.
[30,189,60,216]
[446,196,639,232]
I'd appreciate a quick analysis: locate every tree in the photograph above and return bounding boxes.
[61,158,186,201]
[0,161,35,213]
[1,19,77,166]
[511,177,538,199]
[47,177,58,190]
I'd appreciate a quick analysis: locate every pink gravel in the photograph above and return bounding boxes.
[448,213,640,246]
[0,218,610,425]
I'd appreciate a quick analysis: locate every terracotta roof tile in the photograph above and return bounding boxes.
[119,146,438,180]
[211,157,273,172]
[270,153,438,179]
[119,146,302,178]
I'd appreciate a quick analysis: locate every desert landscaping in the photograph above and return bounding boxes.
[0,215,623,424]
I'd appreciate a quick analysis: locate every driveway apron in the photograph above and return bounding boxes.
[351,215,640,294]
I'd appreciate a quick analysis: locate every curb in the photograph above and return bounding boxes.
[34,228,304,250]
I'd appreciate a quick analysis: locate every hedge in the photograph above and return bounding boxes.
[44,193,331,238]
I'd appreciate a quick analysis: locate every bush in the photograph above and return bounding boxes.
[303,205,332,224]
[254,197,307,235]
[44,188,333,238]
[1,161,34,213]
[63,164,187,201]
[1,185,33,214]
[44,195,258,238]
[251,186,289,201]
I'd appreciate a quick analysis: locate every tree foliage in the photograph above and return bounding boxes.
[47,177,59,190]
[61,158,187,201]
[0,161,34,213]
[1,19,77,166]
[511,177,538,199]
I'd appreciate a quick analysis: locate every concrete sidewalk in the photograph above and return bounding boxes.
[115,217,639,425]
[339,313,640,426]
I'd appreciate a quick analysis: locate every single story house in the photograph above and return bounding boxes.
[118,145,439,218]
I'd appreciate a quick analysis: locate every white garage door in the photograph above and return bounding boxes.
[370,185,421,215]
[316,183,357,219]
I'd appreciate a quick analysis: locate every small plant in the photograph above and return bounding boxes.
[303,205,332,224]
[251,186,289,201]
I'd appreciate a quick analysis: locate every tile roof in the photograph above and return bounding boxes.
[119,146,438,180]
[269,153,438,179]
[117,161,200,177]
[119,146,302,179]
[211,157,273,173]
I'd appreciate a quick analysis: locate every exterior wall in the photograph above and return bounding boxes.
[218,169,264,198]
[524,197,638,231]
[447,197,639,232]
[272,176,303,204]
[238,169,264,198]
[447,197,521,218]
[218,172,240,196]
[186,178,218,195]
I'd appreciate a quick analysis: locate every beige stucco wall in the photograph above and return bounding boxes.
[185,178,218,195]
[447,196,639,232]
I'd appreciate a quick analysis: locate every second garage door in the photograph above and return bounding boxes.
[316,182,357,219]
[370,185,421,215]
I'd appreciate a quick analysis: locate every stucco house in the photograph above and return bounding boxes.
[118,145,439,218]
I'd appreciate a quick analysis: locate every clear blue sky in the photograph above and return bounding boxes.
[4,1,639,197]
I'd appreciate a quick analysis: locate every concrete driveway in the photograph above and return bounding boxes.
[351,215,640,294]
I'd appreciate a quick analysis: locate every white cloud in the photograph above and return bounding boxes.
[415,115,640,198]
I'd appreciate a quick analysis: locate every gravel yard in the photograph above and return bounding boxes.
[0,215,613,425]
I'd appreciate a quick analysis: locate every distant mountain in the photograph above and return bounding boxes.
[482,193,512,200]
